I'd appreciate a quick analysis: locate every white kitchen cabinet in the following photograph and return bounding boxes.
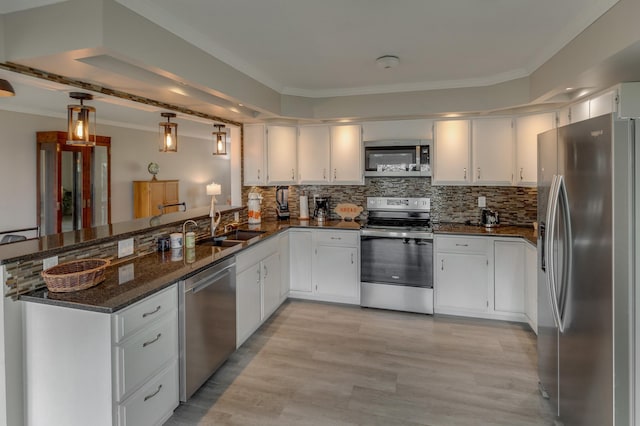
[558,106,571,127]
[435,252,489,313]
[279,232,290,301]
[235,237,282,348]
[515,113,555,186]
[471,117,514,185]
[24,284,179,426]
[289,229,313,293]
[589,90,616,118]
[362,119,433,140]
[266,125,297,184]
[524,242,537,333]
[433,120,471,185]
[330,124,363,184]
[570,100,590,123]
[494,240,525,314]
[243,124,267,185]
[298,125,331,184]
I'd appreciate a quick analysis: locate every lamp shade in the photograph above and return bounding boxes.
[67,92,96,146]
[159,112,178,152]
[206,182,222,196]
[0,79,15,97]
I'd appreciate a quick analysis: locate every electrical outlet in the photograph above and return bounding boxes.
[42,256,58,270]
[478,196,486,208]
[234,212,239,221]
[118,264,135,284]
[117,238,134,258]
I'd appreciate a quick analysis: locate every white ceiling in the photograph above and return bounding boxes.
[114,0,619,97]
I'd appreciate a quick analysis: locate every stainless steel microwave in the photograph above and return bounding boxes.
[363,140,432,177]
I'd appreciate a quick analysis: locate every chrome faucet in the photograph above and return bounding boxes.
[182,220,198,244]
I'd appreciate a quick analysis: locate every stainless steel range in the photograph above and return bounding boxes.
[360,197,433,314]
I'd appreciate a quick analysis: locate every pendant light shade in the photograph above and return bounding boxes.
[212,124,227,155]
[159,112,178,152]
[0,79,15,97]
[67,92,96,146]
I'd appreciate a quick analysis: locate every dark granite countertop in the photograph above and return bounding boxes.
[433,223,537,246]
[19,219,361,313]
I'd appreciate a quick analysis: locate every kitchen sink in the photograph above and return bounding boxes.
[222,229,266,241]
[196,238,243,247]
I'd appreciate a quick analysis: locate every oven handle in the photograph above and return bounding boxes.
[360,229,433,239]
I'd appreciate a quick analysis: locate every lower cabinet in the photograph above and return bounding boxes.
[524,242,538,333]
[289,229,360,304]
[235,237,282,348]
[24,284,179,426]
[434,235,531,323]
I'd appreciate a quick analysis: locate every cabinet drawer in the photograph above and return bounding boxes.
[116,360,179,426]
[436,235,487,253]
[314,230,359,246]
[113,285,177,343]
[236,236,279,272]
[114,311,178,402]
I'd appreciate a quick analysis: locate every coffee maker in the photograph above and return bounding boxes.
[275,186,290,220]
[313,195,330,222]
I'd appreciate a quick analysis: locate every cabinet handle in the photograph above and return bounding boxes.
[256,266,261,284]
[477,167,481,180]
[142,333,162,348]
[441,259,444,271]
[144,384,163,402]
[257,169,261,180]
[463,168,467,180]
[291,168,295,180]
[520,167,524,181]
[263,264,268,278]
[323,168,327,180]
[351,253,354,264]
[455,243,469,247]
[330,236,342,240]
[334,168,337,180]
[142,305,161,318]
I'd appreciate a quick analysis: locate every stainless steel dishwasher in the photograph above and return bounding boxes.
[179,256,236,401]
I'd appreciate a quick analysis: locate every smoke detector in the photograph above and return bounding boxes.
[376,55,400,69]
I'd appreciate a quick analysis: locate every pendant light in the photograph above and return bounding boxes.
[0,79,15,97]
[159,112,178,152]
[67,92,96,146]
[212,124,227,155]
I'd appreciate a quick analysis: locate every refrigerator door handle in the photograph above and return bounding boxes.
[546,174,562,330]
[556,175,572,333]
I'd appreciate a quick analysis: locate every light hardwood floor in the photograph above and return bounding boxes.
[167,300,555,426]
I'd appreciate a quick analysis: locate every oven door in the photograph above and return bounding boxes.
[360,232,433,288]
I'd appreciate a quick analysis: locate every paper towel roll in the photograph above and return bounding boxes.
[299,195,309,219]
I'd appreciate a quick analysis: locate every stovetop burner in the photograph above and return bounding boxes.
[364,197,432,231]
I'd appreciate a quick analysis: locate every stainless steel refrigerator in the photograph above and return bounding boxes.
[537,113,635,425]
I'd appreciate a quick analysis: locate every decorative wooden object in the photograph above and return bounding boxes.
[133,180,179,218]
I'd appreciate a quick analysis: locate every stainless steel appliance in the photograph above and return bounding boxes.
[313,195,330,222]
[480,208,499,228]
[275,186,290,220]
[364,140,431,177]
[179,256,236,401]
[537,114,635,425]
[360,197,433,314]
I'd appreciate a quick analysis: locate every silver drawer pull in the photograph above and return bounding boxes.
[330,237,342,240]
[144,384,163,402]
[142,305,161,318]
[455,243,469,247]
[142,333,162,348]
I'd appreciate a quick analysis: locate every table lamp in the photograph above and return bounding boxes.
[206,182,222,235]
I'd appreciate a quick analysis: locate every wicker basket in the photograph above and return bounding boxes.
[41,258,110,293]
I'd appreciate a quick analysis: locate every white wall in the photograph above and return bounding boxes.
[0,109,233,231]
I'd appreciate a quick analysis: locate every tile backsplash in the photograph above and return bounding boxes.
[243,178,536,225]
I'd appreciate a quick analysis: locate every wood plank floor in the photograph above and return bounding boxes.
[166,300,555,426]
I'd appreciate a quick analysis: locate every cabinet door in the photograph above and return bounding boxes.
[261,252,282,320]
[164,181,179,205]
[494,241,525,314]
[589,90,616,118]
[298,126,330,183]
[472,118,514,185]
[149,183,165,215]
[314,245,359,300]
[433,120,471,184]
[362,119,433,140]
[570,100,590,123]
[243,124,266,185]
[330,125,363,184]
[435,252,488,311]
[266,125,297,184]
[524,243,537,333]
[236,264,262,347]
[279,232,290,300]
[515,113,555,186]
[290,230,312,292]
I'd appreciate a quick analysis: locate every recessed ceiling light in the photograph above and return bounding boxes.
[229,107,240,113]
[238,103,244,107]
[376,55,400,69]
[565,87,574,91]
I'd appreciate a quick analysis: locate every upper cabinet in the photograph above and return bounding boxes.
[362,119,433,140]
[433,120,471,185]
[515,113,555,186]
[266,125,297,184]
[330,125,363,184]
[589,90,616,118]
[298,126,331,184]
[471,118,514,185]
[243,124,266,185]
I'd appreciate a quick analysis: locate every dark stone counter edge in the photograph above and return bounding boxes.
[0,205,245,265]
[19,221,536,314]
